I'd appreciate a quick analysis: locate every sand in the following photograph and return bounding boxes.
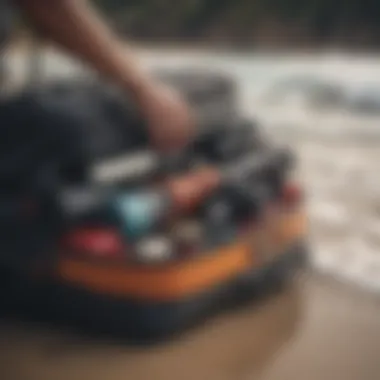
[1,274,380,380]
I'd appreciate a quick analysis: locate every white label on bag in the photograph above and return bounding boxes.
[91,151,157,184]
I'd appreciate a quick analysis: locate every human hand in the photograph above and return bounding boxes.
[135,81,195,152]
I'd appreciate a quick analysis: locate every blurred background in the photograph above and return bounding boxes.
[82,0,380,49]
[2,1,380,379]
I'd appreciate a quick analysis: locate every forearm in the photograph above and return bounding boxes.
[16,0,152,99]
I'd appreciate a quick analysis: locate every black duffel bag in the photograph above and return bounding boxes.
[0,69,240,272]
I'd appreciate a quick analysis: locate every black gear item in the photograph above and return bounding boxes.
[0,92,90,273]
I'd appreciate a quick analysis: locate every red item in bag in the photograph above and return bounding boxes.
[62,227,126,260]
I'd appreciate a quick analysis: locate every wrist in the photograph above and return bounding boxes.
[119,66,156,107]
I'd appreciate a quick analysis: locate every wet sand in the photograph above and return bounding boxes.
[0,274,379,380]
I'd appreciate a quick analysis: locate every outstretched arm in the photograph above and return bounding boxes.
[16,0,151,100]
[15,0,193,151]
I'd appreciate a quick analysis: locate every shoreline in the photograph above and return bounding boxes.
[8,32,380,60]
